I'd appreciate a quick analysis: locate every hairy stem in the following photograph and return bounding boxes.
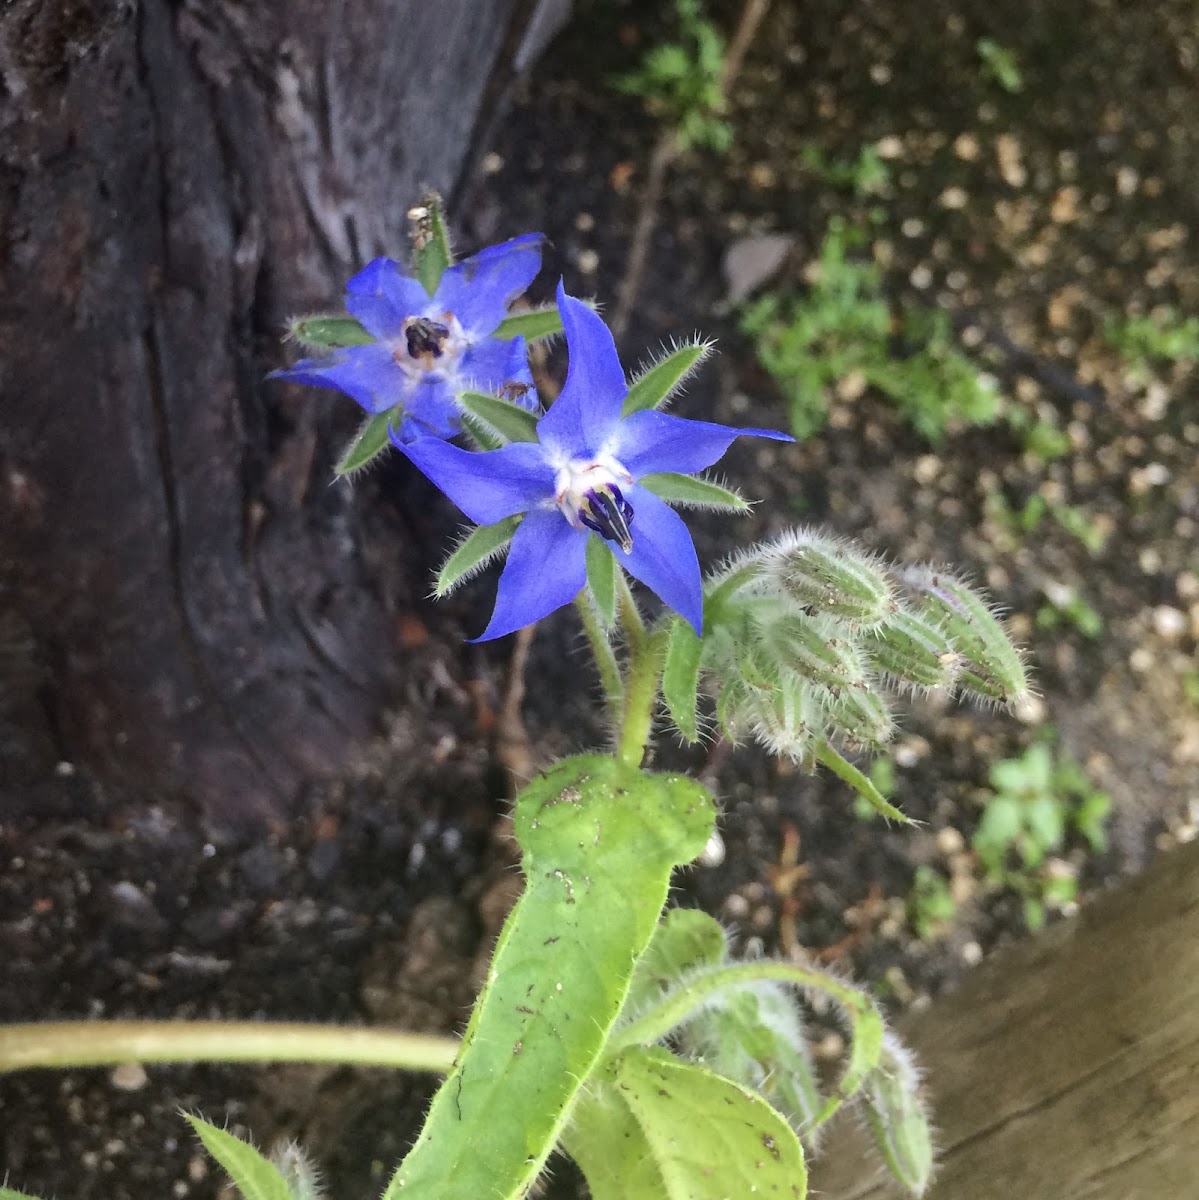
[616,575,661,768]
[575,593,624,722]
[0,1021,458,1076]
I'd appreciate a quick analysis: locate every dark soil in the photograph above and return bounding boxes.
[3,1,1198,1197]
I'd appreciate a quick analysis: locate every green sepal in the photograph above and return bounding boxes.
[435,517,520,598]
[288,314,374,350]
[639,472,749,512]
[494,306,563,342]
[564,1047,808,1200]
[460,413,504,450]
[622,341,712,417]
[662,617,703,742]
[586,537,617,626]
[335,410,395,476]
[184,1115,293,1200]
[457,390,539,443]
[812,739,913,823]
[411,194,453,295]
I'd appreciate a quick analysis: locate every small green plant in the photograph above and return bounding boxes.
[986,491,1107,554]
[616,0,732,152]
[742,220,1000,441]
[800,143,892,197]
[1004,406,1071,463]
[973,739,1110,928]
[1036,583,1102,639]
[908,866,958,940]
[975,37,1023,93]
[1103,308,1199,382]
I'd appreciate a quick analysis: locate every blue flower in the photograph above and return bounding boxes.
[400,284,794,641]
[273,233,544,442]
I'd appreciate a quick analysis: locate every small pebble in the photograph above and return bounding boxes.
[961,941,983,966]
[1152,606,1187,641]
[110,1063,148,1091]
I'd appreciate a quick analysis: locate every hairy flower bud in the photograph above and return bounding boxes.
[860,1033,935,1197]
[764,612,869,691]
[901,568,1029,705]
[868,607,962,692]
[757,530,896,626]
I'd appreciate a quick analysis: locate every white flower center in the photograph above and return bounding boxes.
[389,312,468,378]
[554,455,636,553]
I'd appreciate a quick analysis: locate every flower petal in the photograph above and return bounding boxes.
[394,375,461,441]
[344,257,432,338]
[536,284,628,458]
[458,335,535,403]
[433,233,545,336]
[472,509,587,641]
[620,486,703,633]
[271,343,411,414]
[615,409,794,478]
[399,438,555,524]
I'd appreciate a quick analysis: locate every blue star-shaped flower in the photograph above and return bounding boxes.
[400,284,794,641]
[273,233,544,442]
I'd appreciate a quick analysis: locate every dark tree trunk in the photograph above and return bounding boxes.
[0,0,566,823]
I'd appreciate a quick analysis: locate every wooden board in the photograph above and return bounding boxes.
[811,837,1199,1199]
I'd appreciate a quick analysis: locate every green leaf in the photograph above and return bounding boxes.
[0,1189,47,1200]
[494,306,563,342]
[335,410,394,476]
[624,908,727,1016]
[460,412,504,450]
[457,390,539,443]
[287,315,374,350]
[680,983,825,1141]
[565,1047,807,1200]
[412,194,453,295]
[662,617,702,742]
[639,472,750,512]
[435,517,519,597]
[622,342,712,416]
[812,740,913,823]
[184,1116,293,1200]
[586,537,616,626]
[385,756,715,1200]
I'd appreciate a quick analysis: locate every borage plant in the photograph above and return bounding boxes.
[1,196,1031,1200]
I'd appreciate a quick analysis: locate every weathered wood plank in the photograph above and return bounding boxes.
[812,837,1199,1200]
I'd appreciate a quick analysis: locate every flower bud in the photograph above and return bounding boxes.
[758,531,895,626]
[868,607,962,691]
[860,1033,935,1197]
[764,612,869,691]
[901,568,1029,705]
[820,683,894,748]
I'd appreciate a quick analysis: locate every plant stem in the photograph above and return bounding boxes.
[0,1021,458,1076]
[616,575,661,768]
[575,594,624,722]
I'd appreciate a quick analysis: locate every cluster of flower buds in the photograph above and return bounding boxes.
[700,529,1029,761]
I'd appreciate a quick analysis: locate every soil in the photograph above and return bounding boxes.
[3,1,1198,1197]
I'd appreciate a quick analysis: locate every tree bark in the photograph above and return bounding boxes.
[0,0,565,822]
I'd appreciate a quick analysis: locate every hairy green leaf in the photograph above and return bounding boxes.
[185,1116,293,1200]
[287,315,373,350]
[624,908,727,1015]
[457,390,539,443]
[586,537,617,626]
[639,472,749,512]
[622,342,711,416]
[565,1047,807,1200]
[662,617,703,742]
[812,740,912,823]
[385,756,715,1200]
[494,306,563,342]
[435,517,520,597]
[335,410,394,476]
[411,194,453,295]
